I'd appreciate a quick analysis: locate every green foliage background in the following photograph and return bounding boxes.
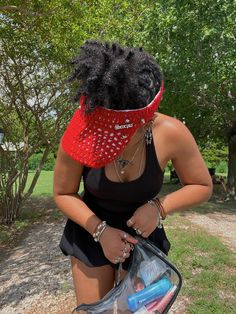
[1,0,235,143]
[1,0,235,197]
[28,153,56,171]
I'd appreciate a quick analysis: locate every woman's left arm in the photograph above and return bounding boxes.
[160,119,213,215]
[127,118,213,237]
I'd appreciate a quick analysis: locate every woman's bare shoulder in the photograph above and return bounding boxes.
[153,112,188,138]
[152,112,198,161]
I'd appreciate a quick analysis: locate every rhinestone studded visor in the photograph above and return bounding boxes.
[61,83,164,168]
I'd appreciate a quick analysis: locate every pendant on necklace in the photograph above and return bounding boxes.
[116,157,132,169]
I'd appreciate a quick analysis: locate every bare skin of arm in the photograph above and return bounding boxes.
[159,117,213,214]
[127,114,213,237]
[53,144,137,263]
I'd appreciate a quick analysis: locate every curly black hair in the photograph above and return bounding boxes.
[69,40,163,112]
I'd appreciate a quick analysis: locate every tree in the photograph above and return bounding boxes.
[141,0,236,198]
[0,0,153,223]
[0,36,72,223]
[0,1,76,223]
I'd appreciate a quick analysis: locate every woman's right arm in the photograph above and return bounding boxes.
[53,143,101,235]
[53,142,137,262]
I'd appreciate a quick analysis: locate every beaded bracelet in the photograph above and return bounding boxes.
[153,197,166,220]
[93,221,107,242]
[148,198,166,229]
[148,200,162,229]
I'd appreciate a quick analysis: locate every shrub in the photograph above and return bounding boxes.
[201,144,228,169]
[29,153,56,171]
[216,161,227,174]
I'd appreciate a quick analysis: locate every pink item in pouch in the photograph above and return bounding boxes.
[149,285,177,313]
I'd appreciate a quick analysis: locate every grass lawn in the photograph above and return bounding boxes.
[26,170,85,196]
[25,170,54,196]
[166,215,236,314]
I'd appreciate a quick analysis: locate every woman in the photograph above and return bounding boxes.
[53,40,212,308]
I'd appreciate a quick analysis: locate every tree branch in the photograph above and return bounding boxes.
[0,5,51,17]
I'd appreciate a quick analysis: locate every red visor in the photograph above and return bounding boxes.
[62,83,164,168]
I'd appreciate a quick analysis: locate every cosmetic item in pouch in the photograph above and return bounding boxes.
[134,277,145,292]
[145,298,162,311]
[149,285,177,314]
[135,282,146,292]
[133,297,163,313]
[127,277,172,312]
[139,258,167,286]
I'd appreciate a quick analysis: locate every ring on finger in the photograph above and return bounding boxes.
[130,244,134,250]
[128,219,133,225]
[136,229,142,235]
[124,244,129,253]
[123,232,128,240]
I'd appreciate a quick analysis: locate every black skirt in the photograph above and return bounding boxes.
[60,215,171,269]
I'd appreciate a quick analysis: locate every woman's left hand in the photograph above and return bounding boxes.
[126,202,159,238]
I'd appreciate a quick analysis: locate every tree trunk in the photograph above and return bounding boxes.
[0,146,51,224]
[227,127,236,200]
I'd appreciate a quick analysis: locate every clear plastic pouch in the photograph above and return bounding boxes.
[73,237,182,314]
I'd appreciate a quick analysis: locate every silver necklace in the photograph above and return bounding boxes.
[116,138,144,175]
[114,141,145,183]
[114,160,124,183]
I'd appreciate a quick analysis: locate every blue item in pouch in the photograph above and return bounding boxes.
[127,277,172,312]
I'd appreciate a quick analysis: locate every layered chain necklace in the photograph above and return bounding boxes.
[113,123,153,182]
[114,139,145,183]
[116,138,144,174]
[113,125,147,182]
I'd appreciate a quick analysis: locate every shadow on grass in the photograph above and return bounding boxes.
[20,196,66,222]
[160,183,236,215]
[0,197,62,253]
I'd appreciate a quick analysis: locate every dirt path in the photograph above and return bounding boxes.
[0,217,76,314]
[185,211,236,253]
[0,209,235,314]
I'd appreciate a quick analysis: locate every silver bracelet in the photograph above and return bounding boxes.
[148,200,163,229]
[93,221,107,242]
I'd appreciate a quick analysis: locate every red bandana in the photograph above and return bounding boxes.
[62,84,164,168]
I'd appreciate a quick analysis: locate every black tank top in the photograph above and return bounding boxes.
[82,138,164,228]
[60,137,170,268]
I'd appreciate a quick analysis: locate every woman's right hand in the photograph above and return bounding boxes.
[99,226,138,264]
